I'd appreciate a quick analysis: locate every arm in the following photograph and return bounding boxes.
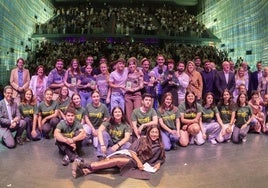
[138,115,158,133]
[129,150,144,170]
[84,115,97,136]
[41,110,59,125]
[132,120,140,138]
[97,124,107,154]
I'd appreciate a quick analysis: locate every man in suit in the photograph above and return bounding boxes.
[251,61,263,91]
[9,58,30,104]
[215,61,236,100]
[0,85,26,148]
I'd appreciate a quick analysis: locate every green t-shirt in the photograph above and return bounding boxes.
[218,104,234,124]
[56,120,83,138]
[157,108,179,130]
[19,103,38,118]
[131,107,157,127]
[235,105,252,128]
[74,106,86,122]
[86,103,110,129]
[102,121,131,143]
[179,102,202,119]
[57,97,71,114]
[38,100,58,118]
[201,106,219,123]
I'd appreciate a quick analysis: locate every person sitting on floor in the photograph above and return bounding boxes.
[72,125,165,180]
[54,107,86,166]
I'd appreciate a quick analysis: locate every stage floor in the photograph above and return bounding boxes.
[0,133,268,188]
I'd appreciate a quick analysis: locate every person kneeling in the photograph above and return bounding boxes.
[54,107,86,166]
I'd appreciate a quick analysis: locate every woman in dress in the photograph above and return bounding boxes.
[29,65,48,104]
[78,64,96,107]
[158,92,180,150]
[96,106,132,159]
[72,125,165,180]
[233,67,248,99]
[185,61,203,102]
[179,91,205,146]
[63,58,81,97]
[95,62,111,111]
[19,89,41,141]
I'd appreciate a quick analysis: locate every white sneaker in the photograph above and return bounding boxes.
[210,139,217,145]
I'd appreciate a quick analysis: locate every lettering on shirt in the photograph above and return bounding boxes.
[220,109,231,115]
[184,112,197,119]
[88,112,103,119]
[22,109,34,116]
[237,111,247,118]
[138,117,151,124]
[75,114,82,121]
[162,114,176,121]
[42,110,55,116]
[202,111,214,119]
[63,131,74,138]
[109,129,123,138]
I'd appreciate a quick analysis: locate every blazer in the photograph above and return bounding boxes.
[215,71,235,95]
[0,99,21,128]
[10,67,30,98]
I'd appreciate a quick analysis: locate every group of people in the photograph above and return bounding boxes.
[0,54,267,180]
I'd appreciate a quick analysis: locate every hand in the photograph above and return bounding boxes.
[92,129,98,137]
[241,124,248,129]
[182,125,188,131]
[31,130,37,138]
[70,143,76,151]
[202,133,207,140]
[100,145,107,154]
[10,121,17,129]
[106,98,110,104]
[111,144,120,152]
[153,163,161,171]
[41,118,47,126]
[137,161,144,170]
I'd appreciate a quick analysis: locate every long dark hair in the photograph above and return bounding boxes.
[159,92,177,114]
[237,93,248,107]
[109,106,127,125]
[218,89,235,111]
[202,92,215,109]
[185,91,197,113]
[136,126,165,163]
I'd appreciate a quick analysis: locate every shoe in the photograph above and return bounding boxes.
[74,157,84,163]
[62,155,70,166]
[210,139,217,145]
[242,138,247,143]
[16,137,24,145]
[171,142,178,150]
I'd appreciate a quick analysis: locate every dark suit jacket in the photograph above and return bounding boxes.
[0,99,21,128]
[251,71,261,91]
[215,71,235,97]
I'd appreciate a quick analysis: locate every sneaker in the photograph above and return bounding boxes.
[242,138,247,143]
[16,137,24,145]
[171,142,178,150]
[210,139,217,145]
[74,157,84,163]
[62,155,70,166]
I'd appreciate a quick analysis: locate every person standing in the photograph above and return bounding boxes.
[109,58,128,112]
[215,61,235,101]
[10,58,30,104]
[47,59,66,100]
[0,85,26,148]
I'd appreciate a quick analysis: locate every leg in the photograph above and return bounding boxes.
[232,126,241,144]
[0,128,15,148]
[124,93,133,126]
[179,129,189,147]
[160,130,172,151]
